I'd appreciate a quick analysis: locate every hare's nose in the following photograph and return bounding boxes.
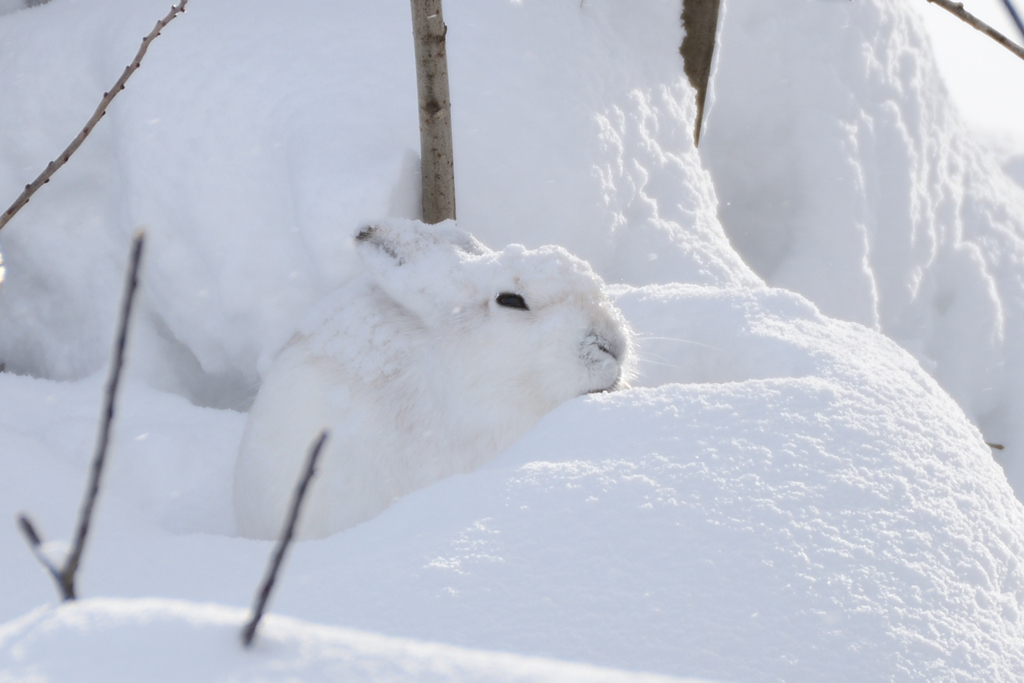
[591,331,623,361]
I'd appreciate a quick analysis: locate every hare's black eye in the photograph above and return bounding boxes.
[496,292,529,310]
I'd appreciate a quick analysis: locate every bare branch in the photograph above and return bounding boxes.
[1002,0,1024,41]
[60,232,145,599]
[242,430,330,648]
[17,233,145,601]
[16,515,63,587]
[411,0,456,224]
[925,0,1024,62]
[0,0,189,233]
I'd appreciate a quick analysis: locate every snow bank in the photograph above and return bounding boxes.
[0,598,701,683]
[0,0,753,409]
[3,286,1024,682]
[702,0,1024,496]
[1007,153,1024,189]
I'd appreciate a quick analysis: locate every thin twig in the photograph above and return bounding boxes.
[61,232,145,599]
[16,515,62,586]
[242,430,330,648]
[1003,0,1024,41]
[925,0,1024,62]
[17,233,145,601]
[0,0,188,233]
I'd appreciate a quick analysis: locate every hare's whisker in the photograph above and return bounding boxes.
[634,335,723,352]
[636,358,691,370]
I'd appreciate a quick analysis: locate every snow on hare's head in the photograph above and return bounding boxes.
[234,219,633,539]
[352,219,632,397]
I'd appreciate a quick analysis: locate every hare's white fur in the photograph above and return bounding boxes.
[234,219,633,539]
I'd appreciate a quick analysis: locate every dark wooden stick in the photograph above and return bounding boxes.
[16,233,145,601]
[0,0,189,233]
[16,515,63,587]
[680,0,722,146]
[925,0,1024,62]
[410,0,456,224]
[60,232,145,599]
[1002,0,1024,41]
[242,430,330,648]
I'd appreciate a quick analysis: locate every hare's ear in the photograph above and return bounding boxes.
[355,219,488,265]
[354,219,490,321]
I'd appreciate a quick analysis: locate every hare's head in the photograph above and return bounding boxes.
[354,219,633,417]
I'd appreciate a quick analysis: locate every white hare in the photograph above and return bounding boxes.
[234,219,633,539]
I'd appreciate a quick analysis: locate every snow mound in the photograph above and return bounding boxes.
[1006,154,1024,190]
[0,0,753,408]
[275,285,1024,682]
[3,285,1024,682]
[702,0,1024,497]
[0,598,703,683]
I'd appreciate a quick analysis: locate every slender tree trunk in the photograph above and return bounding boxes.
[411,0,456,223]
[680,0,721,147]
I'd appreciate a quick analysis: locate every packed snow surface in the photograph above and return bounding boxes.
[0,599,700,683]
[2,0,1024,681]
[4,286,1024,681]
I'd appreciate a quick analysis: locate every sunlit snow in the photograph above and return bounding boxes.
[2,0,1024,681]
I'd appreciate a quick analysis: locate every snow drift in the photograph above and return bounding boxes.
[3,286,1024,681]
[0,599,699,683]
[702,0,1024,497]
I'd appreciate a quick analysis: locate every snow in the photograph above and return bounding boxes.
[701,0,1024,497]
[4,287,1024,681]
[0,0,1024,681]
[0,599,699,682]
